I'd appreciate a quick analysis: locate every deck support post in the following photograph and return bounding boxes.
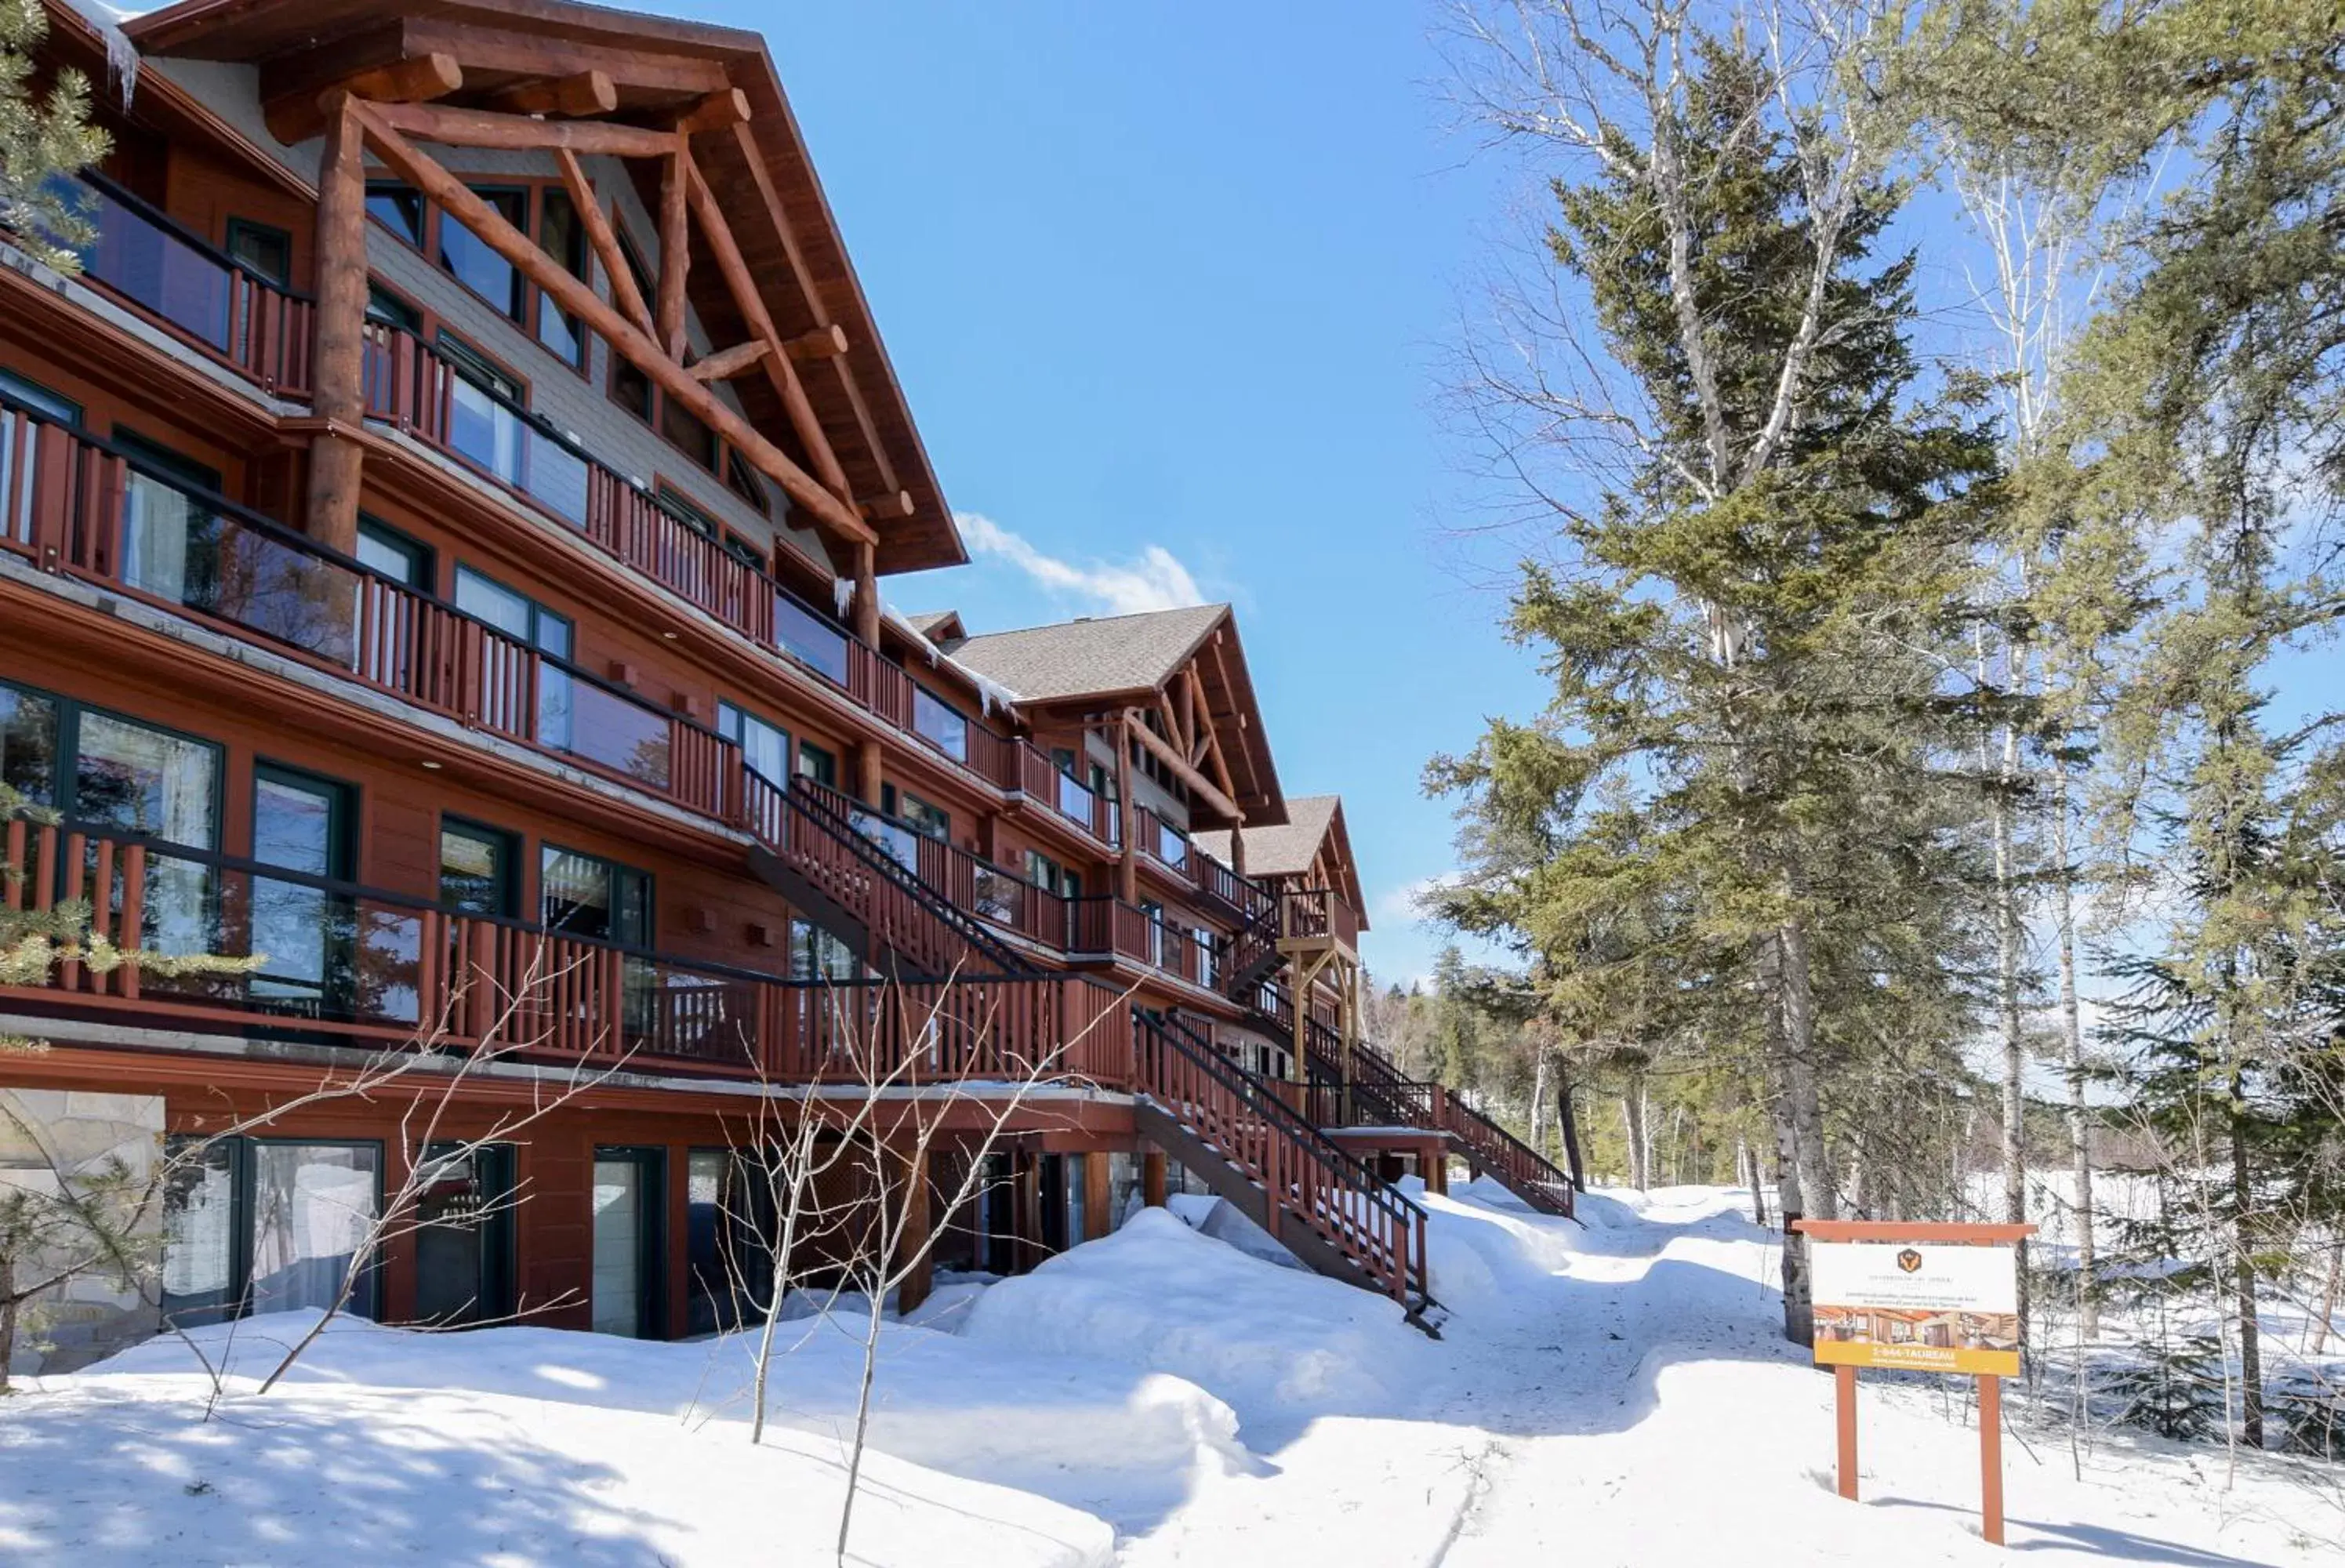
[1083,1150,1112,1240]
[1142,1149,1167,1209]
[305,91,368,556]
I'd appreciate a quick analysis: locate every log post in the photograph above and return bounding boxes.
[1116,713,1139,904]
[656,143,690,359]
[1083,1150,1112,1240]
[1142,1149,1167,1209]
[851,539,880,645]
[305,91,368,556]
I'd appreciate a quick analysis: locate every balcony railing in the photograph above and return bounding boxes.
[354,323,1117,845]
[0,394,736,820]
[56,174,314,396]
[1,809,1131,1088]
[34,178,1132,855]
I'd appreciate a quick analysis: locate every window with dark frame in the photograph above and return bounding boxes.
[440,185,529,321]
[224,217,292,286]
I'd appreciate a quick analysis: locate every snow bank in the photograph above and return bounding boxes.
[961,1209,1430,1439]
[13,1312,1112,1566]
[1399,1178,1584,1311]
[55,1305,1250,1538]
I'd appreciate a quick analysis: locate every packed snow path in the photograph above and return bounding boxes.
[1124,1185,2339,1566]
[4,1185,2336,1564]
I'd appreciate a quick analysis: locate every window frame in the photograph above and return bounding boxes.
[0,676,226,852]
[539,841,655,948]
[223,216,294,288]
[160,1134,387,1329]
[437,182,532,323]
[438,814,521,919]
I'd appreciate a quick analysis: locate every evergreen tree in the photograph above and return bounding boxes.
[0,0,111,274]
[1439,18,2002,1339]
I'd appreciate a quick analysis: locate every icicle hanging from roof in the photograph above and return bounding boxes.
[61,0,140,109]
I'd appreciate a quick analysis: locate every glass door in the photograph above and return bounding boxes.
[590,1147,664,1338]
[413,1142,517,1327]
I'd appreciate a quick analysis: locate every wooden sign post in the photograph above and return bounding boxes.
[1791,1220,2035,1546]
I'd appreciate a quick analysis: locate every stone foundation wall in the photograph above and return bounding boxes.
[0,1088,167,1377]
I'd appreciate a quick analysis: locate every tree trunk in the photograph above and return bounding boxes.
[2313,1236,2342,1357]
[1529,1047,1550,1158]
[1555,1069,1587,1192]
[2052,757,2098,1340]
[0,1258,16,1396]
[2231,1105,2263,1447]
[1778,916,1835,1223]
[1980,631,2031,1335]
[1621,1078,1650,1191]
[1773,1103,1813,1345]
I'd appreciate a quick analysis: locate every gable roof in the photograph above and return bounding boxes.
[903,610,966,641]
[940,604,1229,702]
[1193,795,1366,925]
[124,0,964,576]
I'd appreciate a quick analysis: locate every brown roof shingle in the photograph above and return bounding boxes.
[940,604,1229,702]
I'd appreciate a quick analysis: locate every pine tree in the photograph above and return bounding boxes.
[0,0,111,274]
[1439,20,2002,1339]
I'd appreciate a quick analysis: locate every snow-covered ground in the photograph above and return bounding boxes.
[3,1184,2338,1564]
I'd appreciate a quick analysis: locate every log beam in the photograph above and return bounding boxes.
[685,339,772,382]
[681,159,855,503]
[657,145,692,359]
[1116,713,1139,905]
[553,147,655,342]
[365,97,681,158]
[786,324,849,361]
[264,52,461,144]
[303,93,369,555]
[857,489,915,523]
[482,70,617,118]
[1124,707,1241,822]
[676,89,753,136]
[349,102,872,544]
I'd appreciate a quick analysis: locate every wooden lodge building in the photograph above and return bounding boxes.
[0,0,1570,1370]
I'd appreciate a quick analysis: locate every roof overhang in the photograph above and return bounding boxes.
[124,0,964,575]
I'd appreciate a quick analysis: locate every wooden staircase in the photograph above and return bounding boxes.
[739,769,1036,981]
[1136,1010,1432,1319]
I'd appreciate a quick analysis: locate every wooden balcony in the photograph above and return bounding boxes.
[16,173,1120,856]
[0,394,739,821]
[1,809,1131,1091]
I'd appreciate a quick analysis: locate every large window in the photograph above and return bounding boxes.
[440,186,529,321]
[249,764,354,1014]
[366,182,426,249]
[717,700,790,787]
[456,565,574,748]
[357,517,434,591]
[162,1137,383,1328]
[541,845,652,947]
[789,916,859,982]
[535,187,588,366]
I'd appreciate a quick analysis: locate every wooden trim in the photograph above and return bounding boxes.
[348,100,870,546]
[785,325,848,361]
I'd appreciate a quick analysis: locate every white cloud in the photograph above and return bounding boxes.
[1375,875,1450,925]
[956,512,1204,616]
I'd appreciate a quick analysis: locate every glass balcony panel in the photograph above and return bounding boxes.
[522,426,590,528]
[774,594,851,686]
[1057,769,1094,826]
[447,376,525,488]
[1156,819,1188,869]
[535,665,574,753]
[119,472,361,666]
[913,688,968,764]
[71,181,234,354]
[565,677,673,790]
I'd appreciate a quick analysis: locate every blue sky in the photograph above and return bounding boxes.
[677,2,1551,989]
